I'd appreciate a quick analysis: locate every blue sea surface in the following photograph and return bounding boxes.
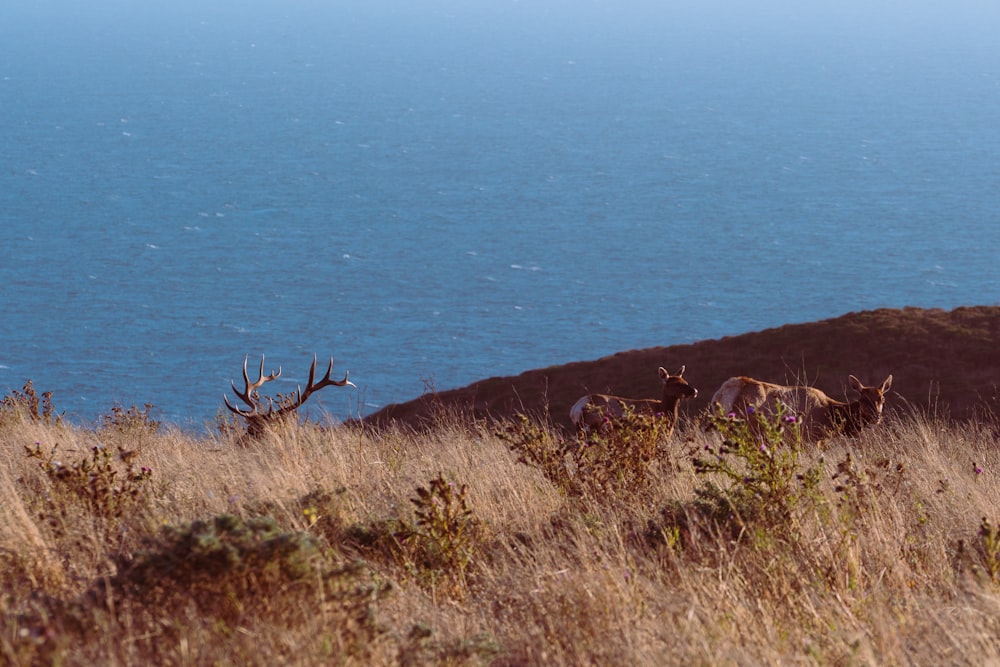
[2,1,999,428]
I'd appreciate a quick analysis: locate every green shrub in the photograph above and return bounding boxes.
[346,473,480,599]
[693,408,822,534]
[411,473,479,576]
[977,517,1000,584]
[497,415,580,495]
[9,514,393,665]
[113,514,320,598]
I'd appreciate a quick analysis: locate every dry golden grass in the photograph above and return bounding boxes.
[3,401,1000,666]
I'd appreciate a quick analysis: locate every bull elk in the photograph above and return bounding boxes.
[569,366,698,436]
[710,374,893,442]
[224,354,355,440]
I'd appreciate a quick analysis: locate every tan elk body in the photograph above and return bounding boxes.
[570,366,698,435]
[711,374,893,442]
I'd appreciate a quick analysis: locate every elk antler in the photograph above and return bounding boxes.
[224,354,282,417]
[224,354,356,440]
[272,354,356,419]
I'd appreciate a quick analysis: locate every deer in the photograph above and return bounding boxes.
[569,366,698,436]
[224,354,355,441]
[710,374,893,443]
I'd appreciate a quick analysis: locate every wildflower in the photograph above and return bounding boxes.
[727,412,736,420]
[783,414,797,424]
[975,464,984,476]
[746,406,755,415]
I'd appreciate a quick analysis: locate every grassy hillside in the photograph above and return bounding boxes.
[364,305,1000,430]
[3,305,1000,665]
[3,397,1000,664]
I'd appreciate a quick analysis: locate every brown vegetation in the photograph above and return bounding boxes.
[4,392,1000,664]
[3,305,1000,665]
[364,306,1000,430]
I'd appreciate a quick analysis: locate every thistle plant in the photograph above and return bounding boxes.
[1,380,58,425]
[410,473,478,578]
[24,441,153,520]
[497,415,581,495]
[694,406,822,531]
[99,402,161,436]
[978,517,1000,584]
[574,406,673,497]
[498,409,671,501]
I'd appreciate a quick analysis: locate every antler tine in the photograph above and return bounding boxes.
[250,354,282,391]
[277,355,355,416]
[316,354,356,390]
[225,354,282,416]
[223,394,250,417]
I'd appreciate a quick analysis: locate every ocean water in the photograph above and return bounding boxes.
[2,1,999,428]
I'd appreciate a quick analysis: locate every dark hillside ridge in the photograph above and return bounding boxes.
[362,306,1000,430]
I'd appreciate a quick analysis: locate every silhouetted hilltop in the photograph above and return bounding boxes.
[363,306,1000,430]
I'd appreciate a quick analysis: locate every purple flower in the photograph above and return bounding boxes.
[783,415,797,424]
[746,406,755,415]
[976,465,984,475]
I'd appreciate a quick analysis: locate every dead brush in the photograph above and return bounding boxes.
[24,440,153,522]
[99,402,160,437]
[498,408,674,502]
[1,380,58,426]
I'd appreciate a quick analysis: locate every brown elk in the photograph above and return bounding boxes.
[224,354,355,440]
[710,374,893,442]
[569,366,698,435]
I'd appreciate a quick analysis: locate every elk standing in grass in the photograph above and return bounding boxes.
[710,374,893,442]
[225,354,355,441]
[570,366,698,436]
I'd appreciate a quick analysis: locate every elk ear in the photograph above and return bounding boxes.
[676,365,686,377]
[849,375,863,392]
[880,375,893,392]
[658,367,668,379]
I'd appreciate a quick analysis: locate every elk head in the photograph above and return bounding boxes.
[224,354,355,441]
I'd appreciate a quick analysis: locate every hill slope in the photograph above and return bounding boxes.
[363,306,1000,430]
